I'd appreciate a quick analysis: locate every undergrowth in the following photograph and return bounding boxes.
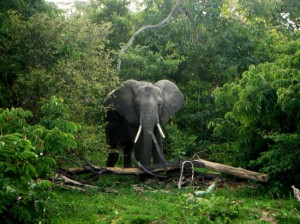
[48,175,300,224]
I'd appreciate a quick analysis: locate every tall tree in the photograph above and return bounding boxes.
[0,0,58,107]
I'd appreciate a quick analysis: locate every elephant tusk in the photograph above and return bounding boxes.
[134,125,142,143]
[157,123,165,139]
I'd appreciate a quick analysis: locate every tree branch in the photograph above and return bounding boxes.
[56,174,98,189]
[116,0,183,73]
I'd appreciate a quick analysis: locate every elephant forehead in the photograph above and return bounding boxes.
[136,85,162,95]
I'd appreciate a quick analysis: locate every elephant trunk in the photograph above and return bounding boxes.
[140,122,155,166]
[134,104,165,166]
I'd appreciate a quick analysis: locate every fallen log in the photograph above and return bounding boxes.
[193,158,269,183]
[61,158,268,183]
[62,166,179,175]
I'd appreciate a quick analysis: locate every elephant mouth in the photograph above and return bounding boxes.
[134,123,165,143]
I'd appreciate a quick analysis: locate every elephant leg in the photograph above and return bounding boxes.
[105,117,120,167]
[123,144,133,168]
[105,128,119,167]
[106,152,119,167]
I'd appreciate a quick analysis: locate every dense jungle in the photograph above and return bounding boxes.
[0,0,299,223]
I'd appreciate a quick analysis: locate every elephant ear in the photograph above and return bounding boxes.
[103,80,141,125]
[155,80,184,124]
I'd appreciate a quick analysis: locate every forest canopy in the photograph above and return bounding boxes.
[0,0,299,222]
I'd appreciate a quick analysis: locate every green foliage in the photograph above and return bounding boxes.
[12,13,117,123]
[177,78,215,134]
[120,45,182,81]
[164,124,197,160]
[0,129,54,223]
[40,96,81,134]
[0,4,118,123]
[0,108,32,134]
[253,133,300,192]
[0,0,58,18]
[238,0,300,31]
[0,97,82,223]
[43,98,80,152]
[211,39,300,188]
[88,0,133,50]
[0,5,118,160]
[0,2,60,108]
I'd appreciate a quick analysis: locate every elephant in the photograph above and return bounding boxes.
[103,79,184,168]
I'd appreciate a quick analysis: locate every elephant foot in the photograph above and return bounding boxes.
[106,152,119,167]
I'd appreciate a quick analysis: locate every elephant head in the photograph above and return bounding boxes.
[103,79,184,166]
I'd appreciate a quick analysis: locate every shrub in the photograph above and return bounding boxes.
[0,133,53,223]
[0,97,80,223]
[210,39,300,191]
[164,124,197,161]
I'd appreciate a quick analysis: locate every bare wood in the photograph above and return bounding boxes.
[61,159,268,183]
[178,161,194,189]
[62,166,179,175]
[116,0,183,73]
[58,174,98,189]
[193,158,269,183]
[291,185,300,202]
[107,166,179,174]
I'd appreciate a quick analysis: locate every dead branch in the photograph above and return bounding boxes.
[117,0,183,73]
[194,180,219,196]
[291,185,300,202]
[178,161,194,189]
[56,174,98,189]
[193,158,269,183]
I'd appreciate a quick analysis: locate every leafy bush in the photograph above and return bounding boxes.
[0,133,53,223]
[39,96,80,156]
[164,124,197,161]
[0,97,81,223]
[210,39,300,190]
[252,133,300,196]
